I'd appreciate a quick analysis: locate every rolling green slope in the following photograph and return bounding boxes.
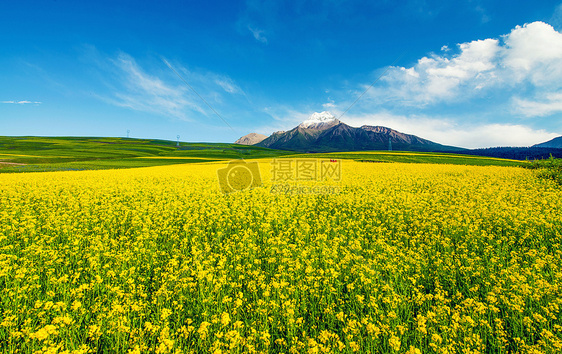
[0,136,295,173]
[0,136,524,173]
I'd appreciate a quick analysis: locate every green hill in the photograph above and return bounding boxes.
[0,136,523,173]
[0,136,294,173]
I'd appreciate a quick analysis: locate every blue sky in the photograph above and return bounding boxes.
[2,0,562,148]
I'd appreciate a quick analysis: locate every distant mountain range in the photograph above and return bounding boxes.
[235,111,562,160]
[238,112,464,153]
[534,136,562,149]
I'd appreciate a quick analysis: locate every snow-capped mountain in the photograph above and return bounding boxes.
[252,111,464,153]
[298,111,340,130]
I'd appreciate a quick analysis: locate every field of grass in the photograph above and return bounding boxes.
[1,159,561,353]
[0,136,293,173]
[0,137,525,174]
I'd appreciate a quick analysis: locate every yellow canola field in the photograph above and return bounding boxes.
[0,161,561,353]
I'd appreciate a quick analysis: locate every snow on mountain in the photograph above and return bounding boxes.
[298,111,339,129]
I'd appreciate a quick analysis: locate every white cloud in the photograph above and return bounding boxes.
[373,21,562,109]
[514,92,562,117]
[2,100,41,104]
[96,52,245,121]
[214,77,243,94]
[107,54,199,119]
[502,21,562,86]
[248,25,268,44]
[377,37,501,105]
[322,98,336,109]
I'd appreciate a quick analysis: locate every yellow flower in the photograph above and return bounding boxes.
[30,324,58,341]
[71,300,82,311]
[221,312,231,326]
[198,321,212,340]
[389,335,401,351]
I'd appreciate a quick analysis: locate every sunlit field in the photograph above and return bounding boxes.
[1,160,561,353]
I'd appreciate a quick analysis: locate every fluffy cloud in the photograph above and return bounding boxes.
[376,38,501,105]
[375,21,562,109]
[503,21,562,86]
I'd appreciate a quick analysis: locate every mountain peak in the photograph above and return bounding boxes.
[299,111,339,129]
[533,136,562,148]
[257,119,464,153]
[234,133,267,145]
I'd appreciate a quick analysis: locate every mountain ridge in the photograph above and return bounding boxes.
[251,113,464,153]
[533,136,562,149]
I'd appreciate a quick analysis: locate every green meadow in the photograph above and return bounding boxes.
[0,136,525,174]
[0,137,293,173]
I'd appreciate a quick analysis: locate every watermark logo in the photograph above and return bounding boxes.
[269,183,341,195]
[270,158,341,195]
[270,158,341,182]
[217,158,341,194]
[217,160,262,194]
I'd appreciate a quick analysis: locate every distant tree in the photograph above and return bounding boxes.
[462,147,562,160]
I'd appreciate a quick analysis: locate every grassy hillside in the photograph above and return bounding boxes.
[0,136,524,173]
[0,136,294,173]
